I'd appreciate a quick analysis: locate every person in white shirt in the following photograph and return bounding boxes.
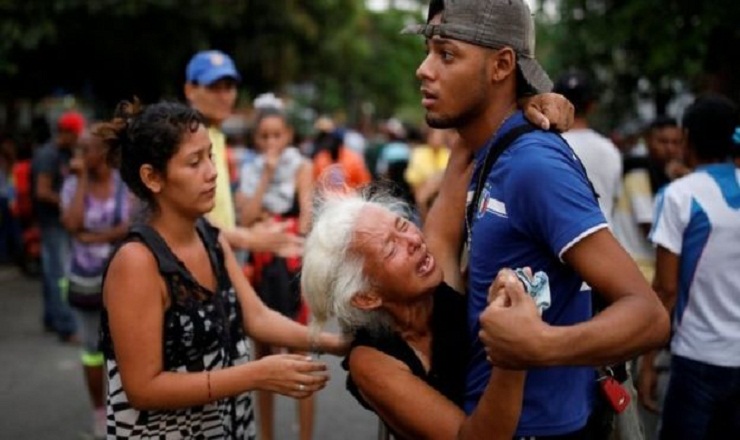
[554,70,622,224]
[643,94,740,440]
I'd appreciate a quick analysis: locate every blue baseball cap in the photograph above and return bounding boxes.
[186,50,241,86]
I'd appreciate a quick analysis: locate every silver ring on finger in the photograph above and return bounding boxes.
[298,383,305,392]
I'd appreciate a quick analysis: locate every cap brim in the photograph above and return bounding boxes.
[518,57,553,95]
[401,23,477,43]
[401,23,425,35]
[198,66,241,86]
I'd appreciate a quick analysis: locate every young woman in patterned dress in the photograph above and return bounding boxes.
[98,100,345,439]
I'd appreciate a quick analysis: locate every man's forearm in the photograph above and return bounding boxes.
[653,283,678,313]
[541,295,669,366]
[220,227,248,250]
[221,225,292,253]
[423,149,471,250]
[639,349,658,375]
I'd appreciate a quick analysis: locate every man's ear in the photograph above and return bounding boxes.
[350,291,383,311]
[489,47,516,83]
[184,82,197,103]
[140,164,163,195]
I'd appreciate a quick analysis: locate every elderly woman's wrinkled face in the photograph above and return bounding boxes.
[352,205,443,303]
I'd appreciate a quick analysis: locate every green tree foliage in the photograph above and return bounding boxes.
[537,0,740,124]
[310,8,425,122]
[360,9,425,120]
[0,0,426,123]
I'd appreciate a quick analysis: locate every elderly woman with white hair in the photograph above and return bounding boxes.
[302,143,540,440]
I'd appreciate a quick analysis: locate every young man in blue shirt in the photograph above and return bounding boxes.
[405,0,669,437]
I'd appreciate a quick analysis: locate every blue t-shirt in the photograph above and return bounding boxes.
[464,112,606,437]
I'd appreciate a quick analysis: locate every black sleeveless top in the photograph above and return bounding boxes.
[99,219,256,439]
[342,282,469,410]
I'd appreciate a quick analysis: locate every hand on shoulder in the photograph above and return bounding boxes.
[520,93,575,132]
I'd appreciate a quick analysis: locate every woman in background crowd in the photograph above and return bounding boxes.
[61,126,131,439]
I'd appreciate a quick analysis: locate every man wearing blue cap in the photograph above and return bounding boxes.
[184,50,301,255]
[185,50,241,231]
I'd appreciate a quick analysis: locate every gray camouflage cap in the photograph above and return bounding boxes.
[403,0,553,94]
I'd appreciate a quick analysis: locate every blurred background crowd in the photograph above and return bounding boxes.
[2,0,738,272]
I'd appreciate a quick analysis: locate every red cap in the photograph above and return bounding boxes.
[57,111,86,136]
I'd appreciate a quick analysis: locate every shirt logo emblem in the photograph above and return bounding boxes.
[486,197,508,218]
[476,189,508,219]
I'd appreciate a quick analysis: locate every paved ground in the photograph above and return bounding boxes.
[0,266,378,439]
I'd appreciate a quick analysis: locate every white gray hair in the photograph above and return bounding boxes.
[302,186,411,337]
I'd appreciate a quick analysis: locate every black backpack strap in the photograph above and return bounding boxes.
[466,123,538,231]
[100,222,184,296]
[127,223,182,276]
[125,219,229,288]
[195,218,240,361]
[114,219,224,287]
[552,132,600,203]
[195,218,230,290]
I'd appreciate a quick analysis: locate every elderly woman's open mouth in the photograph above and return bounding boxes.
[417,251,436,276]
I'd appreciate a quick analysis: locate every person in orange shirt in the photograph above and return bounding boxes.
[312,128,371,189]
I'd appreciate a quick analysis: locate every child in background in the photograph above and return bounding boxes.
[238,104,315,440]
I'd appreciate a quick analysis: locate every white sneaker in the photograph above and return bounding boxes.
[93,407,107,440]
